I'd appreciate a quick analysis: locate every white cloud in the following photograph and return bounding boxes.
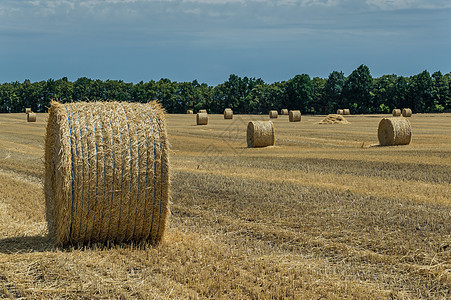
[365,0,451,10]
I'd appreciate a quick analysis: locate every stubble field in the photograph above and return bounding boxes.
[0,112,450,299]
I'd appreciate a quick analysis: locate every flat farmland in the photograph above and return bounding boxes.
[0,112,450,299]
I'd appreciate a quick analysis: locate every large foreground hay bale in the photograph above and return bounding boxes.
[186,110,193,114]
[318,114,349,124]
[224,108,233,119]
[281,109,288,115]
[45,101,170,246]
[343,109,350,115]
[27,112,36,122]
[288,110,301,122]
[392,109,401,117]
[25,108,31,114]
[198,109,207,114]
[336,109,344,115]
[378,117,412,146]
[269,110,278,118]
[196,112,208,125]
[247,121,275,148]
[402,108,412,117]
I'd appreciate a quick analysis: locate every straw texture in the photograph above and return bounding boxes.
[318,114,349,124]
[196,112,208,125]
[224,108,233,119]
[402,108,412,117]
[25,108,31,114]
[289,110,301,122]
[247,121,275,148]
[378,117,412,146]
[343,109,350,115]
[27,112,36,122]
[392,109,401,117]
[269,110,278,119]
[186,110,193,114]
[336,109,344,115]
[281,109,288,115]
[44,101,170,246]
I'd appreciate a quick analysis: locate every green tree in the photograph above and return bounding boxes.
[324,71,346,114]
[343,65,373,113]
[286,74,313,112]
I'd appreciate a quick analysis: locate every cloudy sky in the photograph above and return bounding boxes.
[1,0,450,85]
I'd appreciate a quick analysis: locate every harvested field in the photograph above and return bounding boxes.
[0,112,450,299]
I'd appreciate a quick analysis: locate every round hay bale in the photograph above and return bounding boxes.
[378,117,412,146]
[269,110,278,119]
[392,109,401,117]
[196,112,208,125]
[247,121,275,148]
[402,108,412,117]
[27,112,36,122]
[281,109,288,115]
[186,110,193,114]
[343,109,350,115]
[288,110,301,122]
[44,101,170,246]
[25,108,31,114]
[198,109,207,114]
[336,109,344,115]
[224,108,233,119]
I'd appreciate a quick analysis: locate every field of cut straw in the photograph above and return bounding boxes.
[0,112,450,299]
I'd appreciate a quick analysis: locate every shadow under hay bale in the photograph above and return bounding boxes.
[402,108,412,117]
[378,117,412,146]
[289,110,301,122]
[27,112,36,122]
[224,108,233,119]
[392,109,401,117]
[318,114,349,124]
[247,121,275,148]
[269,110,278,119]
[196,112,208,125]
[45,101,170,246]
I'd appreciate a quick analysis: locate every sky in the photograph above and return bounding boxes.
[1,0,450,85]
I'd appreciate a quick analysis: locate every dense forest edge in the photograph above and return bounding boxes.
[1,65,450,114]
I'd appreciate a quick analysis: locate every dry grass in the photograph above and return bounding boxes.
[0,112,450,299]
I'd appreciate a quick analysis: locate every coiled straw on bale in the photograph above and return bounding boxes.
[343,109,350,115]
[336,109,344,115]
[186,110,193,114]
[247,121,275,148]
[198,109,207,114]
[281,109,288,115]
[392,109,401,117]
[27,112,36,122]
[378,117,412,146]
[196,112,208,125]
[289,110,301,122]
[25,108,31,114]
[224,108,233,119]
[45,101,170,246]
[269,110,278,118]
[402,108,412,117]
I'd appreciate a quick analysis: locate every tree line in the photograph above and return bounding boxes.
[1,65,450,114]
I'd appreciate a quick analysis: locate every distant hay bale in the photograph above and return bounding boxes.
[281,109,288,115]
[25,108,31,114]
[198,109,207,114]
[378,117,412,146]
[343,109,350,115]
[402,108,412,117]
[392,109,401,117]
[319,114,349,124]
[186,110,193,114]
[288,110,301,122]
[27,112,36,122]
[269,110,278,118]
[224,108,233,119]
[247,121,275,148]
[196,112,208,125]
[336,109,344,115]
[44,101,170,246]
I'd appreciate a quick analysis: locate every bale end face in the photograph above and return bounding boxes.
[392,109,401,117]
[27,112,36,122]
[288,110,301,122]
[247,121,275,148]
[343,109,350,115]
[378,117,412,146]
[281,109,288,115]
[402,108,412,117]
[269,110,278,119]
[196,112,208,125]
[224,109,233,119]
[336,109,344,115]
